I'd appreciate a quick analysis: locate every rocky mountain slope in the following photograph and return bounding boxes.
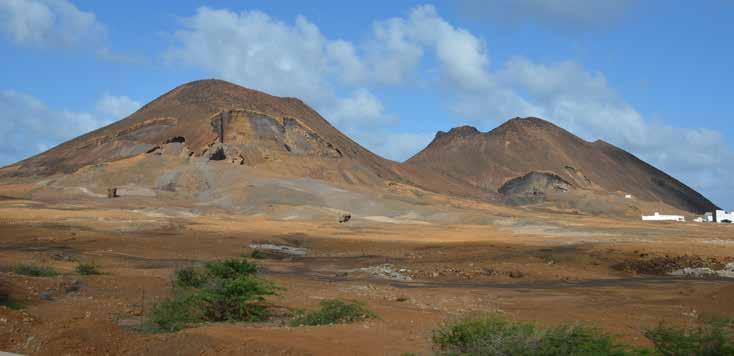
[0,79,400,187]
[0,80,717,215]
[404,117,718,213]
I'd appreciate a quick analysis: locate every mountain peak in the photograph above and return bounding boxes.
[436,125,481,139]
[495,116,558,131]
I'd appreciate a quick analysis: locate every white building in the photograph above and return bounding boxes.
[714,210,734,223]
[704,212,714,222]
[693,217,704,223]
[641,212,685,222]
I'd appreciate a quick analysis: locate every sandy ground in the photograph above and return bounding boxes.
[1,198,733,355]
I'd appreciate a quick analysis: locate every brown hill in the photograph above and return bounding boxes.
[0,79,399,186]
[0,81,716,216]
[404,117,718,214]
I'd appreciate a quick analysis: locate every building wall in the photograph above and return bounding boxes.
[642,213,685,222]
[715,210,734,223]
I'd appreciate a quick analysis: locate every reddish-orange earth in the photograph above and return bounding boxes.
[0,80,730,355]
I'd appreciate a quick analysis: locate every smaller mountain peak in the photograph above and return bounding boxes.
[436,125,481,139]
[489,117,562,136]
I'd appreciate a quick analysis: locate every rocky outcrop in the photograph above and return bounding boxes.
[498,171,573,205]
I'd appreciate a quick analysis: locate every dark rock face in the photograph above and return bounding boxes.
[498,171,573,205]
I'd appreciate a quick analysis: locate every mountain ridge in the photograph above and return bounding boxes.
[0,79,717,214]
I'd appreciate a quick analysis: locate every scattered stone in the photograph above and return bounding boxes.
[360,264,412,281]
[670,262,734,279]
[613,255,727,275]
[39,291,53,301]
[248,243,308,256]
[338,213,351,223]
[508,271,526,278]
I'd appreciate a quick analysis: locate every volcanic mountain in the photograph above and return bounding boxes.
[404,117,718,214]
[0,79,399,186]
[0,80,717,216]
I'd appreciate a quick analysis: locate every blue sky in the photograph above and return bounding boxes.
[1,0,732,208]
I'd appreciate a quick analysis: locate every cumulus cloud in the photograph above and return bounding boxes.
[0,0,105,47]
[165,4,732,206]
[0,90,110,165]
[167,7,398,135]
[168,7,333,103]
[460,0,633,31]
[352,131,434,163]
[96,94,141,120]
[325,89,397,129]
[0,90,142,166]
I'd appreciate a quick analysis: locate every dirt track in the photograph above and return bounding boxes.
[1,200,733,355]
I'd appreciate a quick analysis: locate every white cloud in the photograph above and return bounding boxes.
[165,4,732,207]
[0,0,105,47]
[0,90,111,165]
[352,131,434,163]
[167,7,398,131]
[460,0,633,31]
[325,89,396,129]
[168,7,332,103]
[96,94,141,120]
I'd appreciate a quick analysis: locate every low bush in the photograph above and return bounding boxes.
[147,292,207,332]
[432,315,734,356]
[644,318,734,356]
[198,276,276,322]
[432,315,635,356]
[76,262,101,275]
[147,259,277,332]
[290,299,376,326]
[174,266,207,288]
[204,259,257,280]
[13,263,58,277]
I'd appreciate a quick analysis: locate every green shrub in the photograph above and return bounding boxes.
[432,315,635,356]
[205,259,257,280]
[75,262,101,275]
[13,263,58,277]
[644,318,734,356]
[174,266,207,288]
[147,259,277,332]
[290,299,376,326]
[147,292,206,332]
[199,276,276,322]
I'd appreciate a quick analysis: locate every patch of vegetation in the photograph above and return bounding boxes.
[75,262,101,275]
[147,291,206,332]
[644,318,734,356]
[432,315,636,356]
[432,315,734,356]
[204,259,258,280]
[174,265,207,288]
[250,249,266,259]
[146,259,277,332]
[290,299,376,326]
[13,263,58,277]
